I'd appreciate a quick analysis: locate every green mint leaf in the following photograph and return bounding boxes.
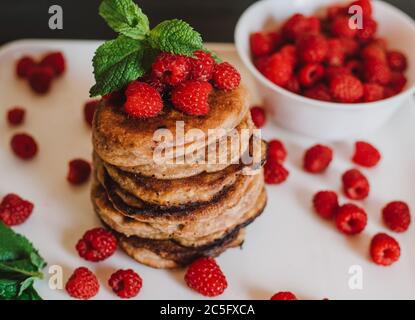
[0,279,19,300]
[16,284,42,300]
[0,259,43,278]
[149,19,203,56]
[18,277,34,296]
[99,0,149,40]
[90,35,146,97]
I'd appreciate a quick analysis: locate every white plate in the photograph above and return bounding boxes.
[1,40,415,300]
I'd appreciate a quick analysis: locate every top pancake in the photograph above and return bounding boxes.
[93,86,249,167]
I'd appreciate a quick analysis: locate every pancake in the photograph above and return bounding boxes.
[118,228,246,269]
[93,86,250,167]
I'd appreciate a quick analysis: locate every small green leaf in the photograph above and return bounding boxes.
[99,0,150,40]
[0,259,43,278]
[149,19,203,56]
[18,277,34,296]
[16,283,42,300]
[90,35,146,97]
[0,279,19,300]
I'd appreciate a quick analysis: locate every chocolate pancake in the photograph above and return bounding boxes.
[93,86,250,167]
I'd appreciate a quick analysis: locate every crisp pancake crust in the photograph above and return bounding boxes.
[93,86,250,167]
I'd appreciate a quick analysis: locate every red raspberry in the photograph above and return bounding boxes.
[325,66,350,82]
[27,66,54,94]
[185,257,227,297]
[326,38,345,67]
[66,267,99,300]
[10,133,38,160]
[124,81,163,118]
[350,0,372,17]
[356,18,377,42]
[67,159,91,185]
[76,227,117,262]
[330,16,357,38]
[388,72,407,94]
[84,100,100,127]
[297,34,328,64]
[7,107,25,126]
[370,233,400,266]
[329,75,364,103]
[382,201,411,233]
[254,56,270,74]
[16,56,36,78]
[304,84,332,102]
[40,51,66,77]
[387,51,407,72]
[0,194,34,226]
[270,292,297,300]
[108,269,143,299]
[340,37,359,57]
[342,169,370,200]
[346,60,364,78]
[279,45,297,67]
[383,87,396,99]
[189,50,215,81]
[141,74,168,95]
[264,161,289,185]
[250,106,266,128]
[282,14,320,41]
[268,139,287,164]
[284,76,301,93]
[152,53,190,85]
[303,144,333,173]
[363,60,391,85]
[335,203,368,235]
[352,141,381,167]
[361,44,386,63]
[327,5,347,20]
[262,53,293,86]
[171,80,213,116]
[250,31,279,57]
[313,191,339,220]
[212,62,241,91]
[298,63,325,87]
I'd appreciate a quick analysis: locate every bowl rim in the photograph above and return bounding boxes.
[234,0,415,111]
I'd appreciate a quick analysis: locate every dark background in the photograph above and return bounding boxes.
[0,0,414,45]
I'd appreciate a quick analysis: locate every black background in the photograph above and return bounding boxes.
[0,0,414,45]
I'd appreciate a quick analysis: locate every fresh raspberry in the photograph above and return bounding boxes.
[387,51,408,72]
[297,34,328,64]
[356,18,377,42]
[383,87,396,99]
[108,269,142,299]
[268,139,287,164]
[346,60,364,78]
[352,141,381,167]
[339,37,359,57]
[67,159,91,185]
[298,63,325,87]
[124,81,163,118]
[304,84,332,102]
[350,0,372,17]
[189,50,215,81]
[335,203,368,235]
[10,133,38,160]
[66,267,99,300]
[0,194,34,226]
[382,201,411,233]
[361,44,386,63]
[279,45,297,67]
[84,100,100,127]
[270,292,297,300]
[171,80,213,116]
[363,59,391,85]
[76,227,117,262]
[325,66,350,82]
[16,56,36,78]
[151,53,190,85]
[141,74,168,95]
[264,161,289,184]
[303,144,333,173]
[284,75,301,93]
[313,191,339,220]
[326,38,345,67]
[329,75,364,103]
[185,257,227,297]
[39,52,66,77]
[262,52,293,86]
[282,14,320,41]
[388,72,407,94]
[330,16,357,38]
[342,169,370,200]
[370,233,400,266]
[250,32,279,57]
[254,56,270,74]
[7,107,25,126]
[212,62,241,91]
[27,66,54,94]
[250,106,266,128]
[327,5,346,20]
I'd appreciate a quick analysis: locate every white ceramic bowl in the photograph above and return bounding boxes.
[235,0,415,140]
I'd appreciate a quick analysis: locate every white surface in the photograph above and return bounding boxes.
[235,0,415,140]
[1,40,415,300]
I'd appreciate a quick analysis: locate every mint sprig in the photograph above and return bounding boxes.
[90,0,215,97]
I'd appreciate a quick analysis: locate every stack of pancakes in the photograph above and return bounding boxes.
[91,87,267,268]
